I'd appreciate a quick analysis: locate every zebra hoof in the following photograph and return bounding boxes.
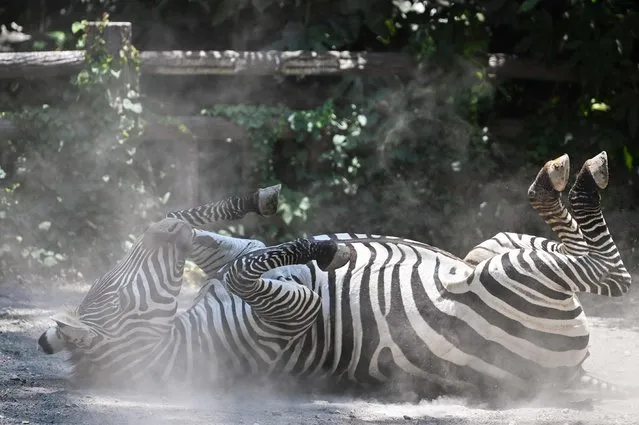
[584,151,609,189]
[545,153,570,192]
[317,243,351,272]
[527,154,570,201]
[256,184,281,216]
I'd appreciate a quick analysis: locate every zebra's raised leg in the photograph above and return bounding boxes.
[464,153,587,265]
[167,184,281,225]
[542,152,632,399]
[168,184,281,277]
[223,238,351,332]
[567,151,631,295]
[526,153,588,256]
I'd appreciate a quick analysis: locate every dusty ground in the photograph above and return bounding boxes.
[2,278,639,425]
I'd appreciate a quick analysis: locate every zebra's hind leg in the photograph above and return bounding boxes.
[464,153,585,265]
[536,368,633,409]
[526,152,588,255]
[569,370,631,400]
[567,151,632,295]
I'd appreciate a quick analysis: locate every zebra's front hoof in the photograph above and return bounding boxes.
[256,184,281,216]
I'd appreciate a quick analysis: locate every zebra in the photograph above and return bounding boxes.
[39,152,629,402]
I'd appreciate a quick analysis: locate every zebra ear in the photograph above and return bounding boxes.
[51,312,91,339]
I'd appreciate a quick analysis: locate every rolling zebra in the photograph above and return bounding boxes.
[38,152,630,402]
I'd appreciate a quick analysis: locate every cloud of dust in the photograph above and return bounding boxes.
[4,10,638,424]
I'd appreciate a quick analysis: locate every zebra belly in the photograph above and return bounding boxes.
[298,238,590,396]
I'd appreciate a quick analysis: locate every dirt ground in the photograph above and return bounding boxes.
[2,277,639,425]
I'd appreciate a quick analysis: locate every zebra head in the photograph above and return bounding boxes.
[38,217,197,382]
[38,185,282,384]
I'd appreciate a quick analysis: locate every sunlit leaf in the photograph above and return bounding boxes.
[518,0,539,13]
[623,146,634,171]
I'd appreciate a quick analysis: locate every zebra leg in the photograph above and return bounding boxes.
[567,369,632,400]
[526,153,588,255]
[167,184,281,225]
[169,184,280,276]
[191,231,266,278]
[223,239,351,329]
[567,151,632,295]
[464,153,586,265]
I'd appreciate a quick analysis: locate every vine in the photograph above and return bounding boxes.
[0,14,148,278]
[201,101,366,235]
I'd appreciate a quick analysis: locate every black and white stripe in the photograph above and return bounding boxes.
[39,153,630,401]
[154,152,629,398]
[36,187,281,385]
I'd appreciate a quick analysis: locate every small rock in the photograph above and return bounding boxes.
[403,415,412,420]
[22,421,30,424]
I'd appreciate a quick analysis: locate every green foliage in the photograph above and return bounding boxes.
[202,100,367,238]
[0,14,162,279]
[0,0,637,274]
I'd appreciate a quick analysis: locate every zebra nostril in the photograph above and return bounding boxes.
[38,332,54,354]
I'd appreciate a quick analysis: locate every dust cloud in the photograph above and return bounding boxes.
[1,15,639,425]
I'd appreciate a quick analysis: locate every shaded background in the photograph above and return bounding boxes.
[0,0,637,284]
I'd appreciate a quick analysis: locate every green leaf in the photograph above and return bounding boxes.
[623,145,634,171]
[518,0,539,13]
[122,99,142,114]
[31,40,46,51]
[71,21,85,34]
[47,31,66,47]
